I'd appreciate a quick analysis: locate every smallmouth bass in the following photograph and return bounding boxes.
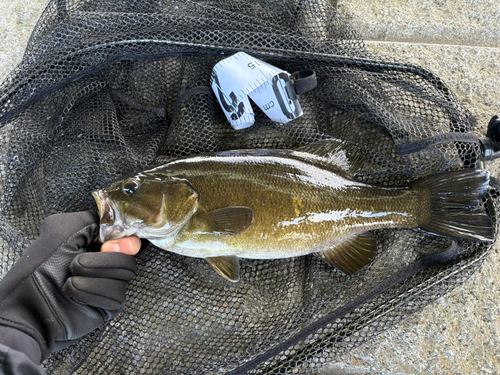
[92,140,494,281]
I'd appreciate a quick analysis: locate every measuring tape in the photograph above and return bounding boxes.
[211,52,316,130]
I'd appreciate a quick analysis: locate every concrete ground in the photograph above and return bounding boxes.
[323,1,500,374]
[0,1,499,374]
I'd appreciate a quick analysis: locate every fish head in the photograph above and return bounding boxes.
[92,174,199,243]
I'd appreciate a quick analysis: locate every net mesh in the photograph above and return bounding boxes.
[0,0,497,373]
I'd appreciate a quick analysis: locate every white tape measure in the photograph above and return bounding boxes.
[210,52,305,130]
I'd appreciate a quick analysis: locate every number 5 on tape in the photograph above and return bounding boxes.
[210,52,316,130]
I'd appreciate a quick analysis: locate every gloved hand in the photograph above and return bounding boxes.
[0,211,140,364]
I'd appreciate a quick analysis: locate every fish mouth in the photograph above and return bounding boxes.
[92,189,125,243]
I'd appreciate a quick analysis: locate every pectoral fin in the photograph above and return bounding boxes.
[315,232,377,275]
[206,256,240,282]
[192,207,254,235]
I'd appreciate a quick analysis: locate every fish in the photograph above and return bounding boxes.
[92,140,495,282]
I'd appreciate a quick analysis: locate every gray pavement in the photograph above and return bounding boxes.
[323,1,500,374]
[1,1,499,374]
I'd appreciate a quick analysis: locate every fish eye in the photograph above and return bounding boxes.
[122,179,140,195]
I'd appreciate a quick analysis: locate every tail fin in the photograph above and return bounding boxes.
[413,169,494,242]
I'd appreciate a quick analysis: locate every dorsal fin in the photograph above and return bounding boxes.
[294,139,365,175]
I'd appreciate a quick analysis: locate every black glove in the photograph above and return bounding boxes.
[0,211,138,363]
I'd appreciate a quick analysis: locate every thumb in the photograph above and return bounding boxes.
[101,236,142,255]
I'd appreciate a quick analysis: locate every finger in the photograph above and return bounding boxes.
[40,211,98,241]
[30,211,99,258]
[101,236,142,255]
[70,252,137,280]
[63,277,127,311]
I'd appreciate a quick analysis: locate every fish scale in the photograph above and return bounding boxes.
[93,140,494,281]
[161,154,419,258]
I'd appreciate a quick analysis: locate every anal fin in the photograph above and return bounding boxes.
[315,232,377,275]
[206,256,240,282]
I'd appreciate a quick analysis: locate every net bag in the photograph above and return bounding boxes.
[0,0,498,373]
